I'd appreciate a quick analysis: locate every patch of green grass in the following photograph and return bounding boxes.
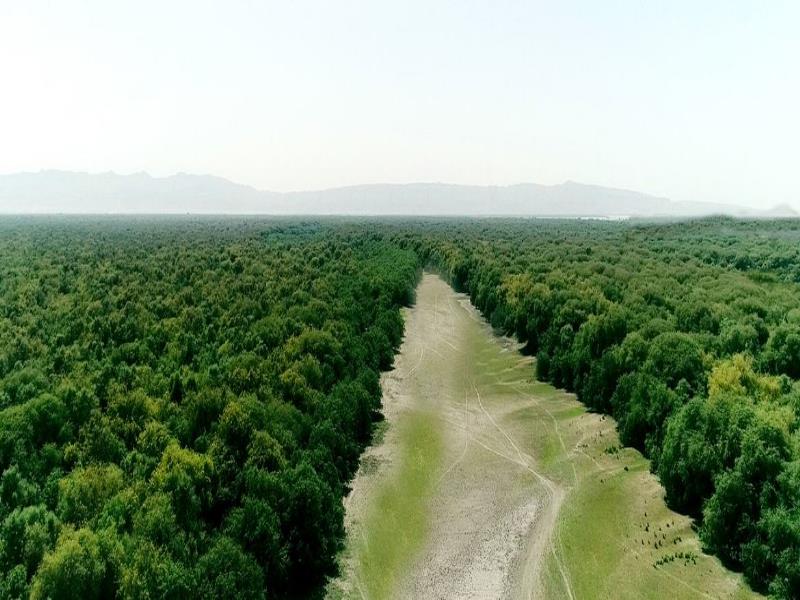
[559,405,586,419]
[350,409,443,599]
[551,450,759,599]
[552,468,640,598]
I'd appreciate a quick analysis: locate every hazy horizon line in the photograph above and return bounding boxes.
[0,167,675,200]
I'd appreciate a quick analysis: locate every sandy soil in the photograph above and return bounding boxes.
[327,273,759,600]
[398,287,566,600]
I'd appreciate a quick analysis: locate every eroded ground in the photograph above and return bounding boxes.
[327,274,759,600]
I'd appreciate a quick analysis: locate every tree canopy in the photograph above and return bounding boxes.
[0,217,419,599]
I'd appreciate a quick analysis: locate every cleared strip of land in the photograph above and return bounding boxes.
[327,273,760,600]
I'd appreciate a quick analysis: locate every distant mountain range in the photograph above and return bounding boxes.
[0,170,795,217]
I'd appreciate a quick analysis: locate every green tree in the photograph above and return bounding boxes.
[30,527,118,600]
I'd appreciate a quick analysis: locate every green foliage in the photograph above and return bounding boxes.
[643,332,706,393]
[57,465,124,526]
[30,527,119,600]
[0,505,60,577]
[195,536,264,600]
[117,538,194,600]
[0,218,420,598]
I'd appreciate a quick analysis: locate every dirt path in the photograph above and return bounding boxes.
[327,273,759,600]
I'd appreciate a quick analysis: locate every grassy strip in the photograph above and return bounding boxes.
[350,409,443,599]
[545,412,760,600]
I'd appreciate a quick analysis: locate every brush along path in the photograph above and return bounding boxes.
[327,274,759,600]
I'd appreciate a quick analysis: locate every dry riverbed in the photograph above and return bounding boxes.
[326,274,759,600]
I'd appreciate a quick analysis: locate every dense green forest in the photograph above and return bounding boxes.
[2,216,800,598]
[0,218,418,599]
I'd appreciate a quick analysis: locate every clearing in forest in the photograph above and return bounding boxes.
[327,273,759,600]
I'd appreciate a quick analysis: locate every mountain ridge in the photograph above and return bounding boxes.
[0,170,793,217]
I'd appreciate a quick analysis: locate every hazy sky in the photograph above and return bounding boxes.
[1,1,798,207]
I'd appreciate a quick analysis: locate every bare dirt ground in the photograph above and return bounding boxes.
[327,273,759,600]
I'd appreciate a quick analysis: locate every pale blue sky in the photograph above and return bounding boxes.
[1,1,798,207]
